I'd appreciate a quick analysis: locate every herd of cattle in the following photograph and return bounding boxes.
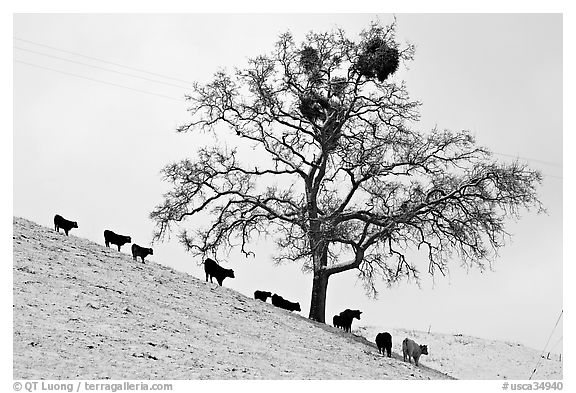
[53,213,429,366]
[54,214,153,262]
[252,287,428,366]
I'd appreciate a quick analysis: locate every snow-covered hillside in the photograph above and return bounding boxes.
[12,217,452,380]
[356,325,562,380]
[13,217,561,380]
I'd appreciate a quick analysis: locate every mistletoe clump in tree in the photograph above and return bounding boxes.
[150,21,542,323]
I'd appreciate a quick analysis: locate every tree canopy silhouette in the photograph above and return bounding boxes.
[151,21,543,323]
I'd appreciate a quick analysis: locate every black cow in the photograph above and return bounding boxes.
[338,309,362,333]
[271,294,301,312]
[376,332,392,357]
[131,244,153,262]
[104,230,132,251]
[254,290,272,302]
[54,214,78,236]
[204,258,235,286]
[333,314,343,329]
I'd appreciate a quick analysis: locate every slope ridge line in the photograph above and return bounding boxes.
[13,217,453,380]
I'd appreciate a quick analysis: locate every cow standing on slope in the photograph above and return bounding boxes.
[131,244,153,262]
[376,332,393,357]
[333,314,343,329]
[254,290,272,302]
[402,338,428,366]
[204,258,235,286]
[104,230,132,251]
[271,294,301,312]
[336,309,362,333]
[54,214,78,236]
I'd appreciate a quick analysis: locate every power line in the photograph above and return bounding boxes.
[14,36,196,86]
[14,60,567,184]
[529,309,563,380]
[491,152,562,180]
[493,151,562,168]
[14,46,192,90]
[15,60,184,102]
[11,37,566,179]
[549,335,563,353]
[542,173,563,181]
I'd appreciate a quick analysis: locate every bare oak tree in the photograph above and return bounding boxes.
[151,21,543,323]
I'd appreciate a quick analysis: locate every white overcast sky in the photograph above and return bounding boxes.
[9,11,568,354]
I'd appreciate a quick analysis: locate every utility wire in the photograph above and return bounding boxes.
[542,173,563,181]
[491,152,562,180]
[493,151,562,168]
[14,46,192,90]
[13,36,565,180]
[529,309,563,380]
[15,60,184,102]
[548,335,563,353]
[14,36,196,85]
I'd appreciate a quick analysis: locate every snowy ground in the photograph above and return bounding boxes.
[13,217,561,380]
[13,217,451,380]
[356,325,562,379]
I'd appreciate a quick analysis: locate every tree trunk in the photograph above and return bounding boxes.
[308,270,329,323]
